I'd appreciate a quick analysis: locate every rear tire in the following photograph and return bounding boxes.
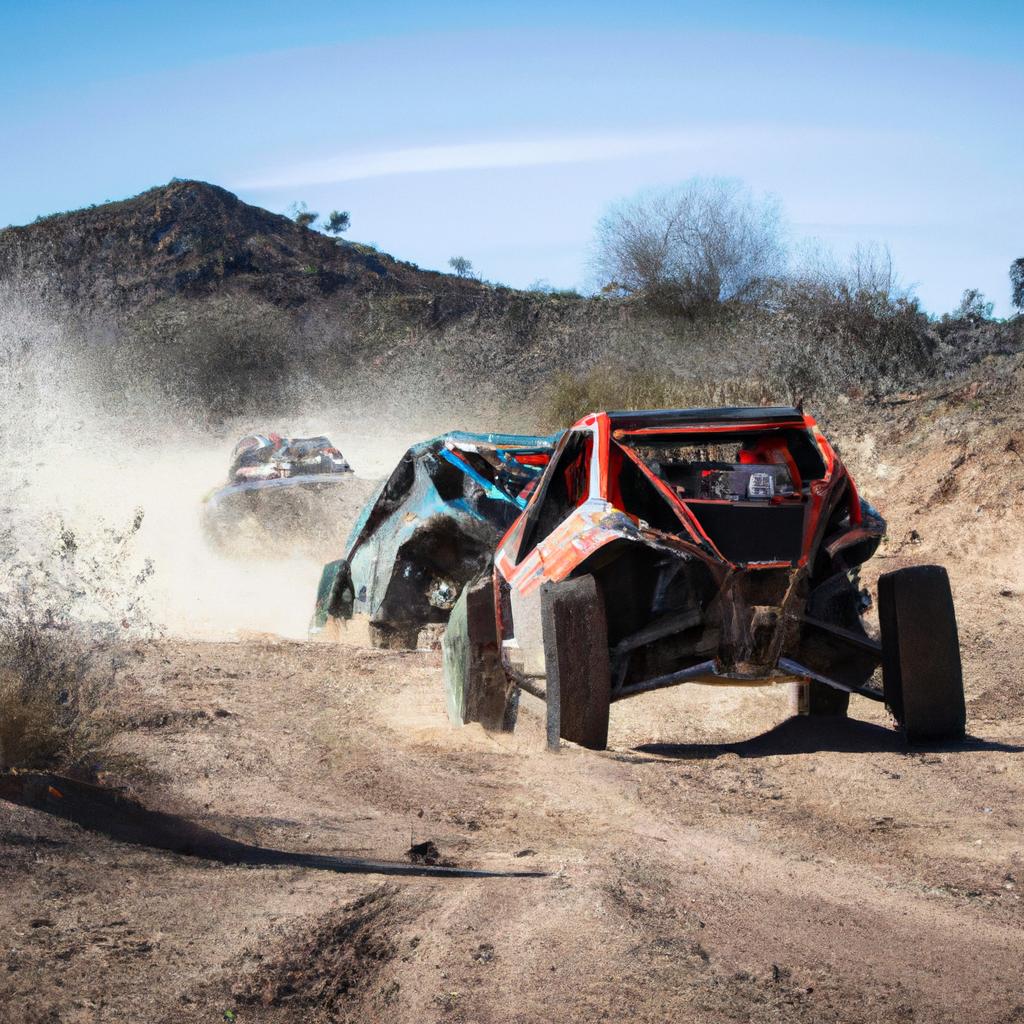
[541,575,611,750]
[878,565,965,743]
[788,681,850,717]
[369,622,420,650]
[442,574,518,732]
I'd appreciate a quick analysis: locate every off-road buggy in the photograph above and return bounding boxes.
[202,433,354,553]
[310,431,558,646]
[442,407,966,748]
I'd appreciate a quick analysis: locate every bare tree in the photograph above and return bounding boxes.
[288,201,318,229]
[591,178,785,311]
[792,241,909,313]
[1011,257,1024,312]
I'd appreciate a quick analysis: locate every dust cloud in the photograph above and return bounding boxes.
[0,290,467,640]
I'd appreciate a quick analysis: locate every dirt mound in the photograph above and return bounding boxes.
[230,885,417,1018]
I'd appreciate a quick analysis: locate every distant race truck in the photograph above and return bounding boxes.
[202,433,354,553]
[314,408,967,747]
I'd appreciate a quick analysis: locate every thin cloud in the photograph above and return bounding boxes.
[235,133,707,189]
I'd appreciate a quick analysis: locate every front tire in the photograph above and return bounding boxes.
[788,681,850,717]
[878,565,965,743]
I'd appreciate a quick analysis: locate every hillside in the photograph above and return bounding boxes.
[0,179,490,311]
[1,180,1020,430]
[1,180,674,422]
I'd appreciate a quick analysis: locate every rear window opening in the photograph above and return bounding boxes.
[616,429,828,564]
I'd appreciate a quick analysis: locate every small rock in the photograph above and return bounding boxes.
[407,840,441,865]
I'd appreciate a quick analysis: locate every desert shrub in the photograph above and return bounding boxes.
[289,201,318,229]
[779,243,933,390]
[526,279,583,299]
[324,210,350,235]
[945,288,994,324]
[1010,258,1024,312]
[448,256,475,279]
[0,512,155,772]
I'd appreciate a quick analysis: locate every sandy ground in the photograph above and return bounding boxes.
[3,370,1024,1024]
[3,630,1023,1024]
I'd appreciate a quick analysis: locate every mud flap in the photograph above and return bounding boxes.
[541,575,611,751]
[442,575,518,731]
[309,559,354,634]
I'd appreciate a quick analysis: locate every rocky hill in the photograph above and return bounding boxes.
[0,179,489,312]
[1,180,1019,428]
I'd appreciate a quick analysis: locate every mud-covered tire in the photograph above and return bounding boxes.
[541,575,611,751]
[878,565,965,743]
[369,622,420,650]
[442,574,517,732]
[788,681,850,717]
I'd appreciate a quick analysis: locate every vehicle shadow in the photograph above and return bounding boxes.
[633,716,1024,760]
[0,772,544,879]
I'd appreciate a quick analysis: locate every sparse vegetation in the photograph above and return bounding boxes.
[948,288,994,324]
[449,256,475,278]
[1011,257,1024,311]
[289,201,319,229]
[779,242,933,387]
[592,177,785,313]
[542,363,776,429]
[528,279,583,299]
[0,512,154,772]
[324,210,350,235]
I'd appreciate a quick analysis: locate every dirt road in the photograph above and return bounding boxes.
[2,619,1023,1023]
[3,369,1024,1023]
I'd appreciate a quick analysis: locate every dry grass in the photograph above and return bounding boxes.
[0,513,154,773]
[0,656,114,773]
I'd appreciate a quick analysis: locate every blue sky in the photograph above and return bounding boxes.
[2,1,1021,313]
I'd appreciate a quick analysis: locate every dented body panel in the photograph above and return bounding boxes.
[494,408,887,699]
[311,431,559,644]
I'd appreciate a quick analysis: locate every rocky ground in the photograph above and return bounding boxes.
[2,361,1024,1024]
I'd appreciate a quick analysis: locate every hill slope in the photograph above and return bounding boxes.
[1,180,1020,428]
[0,179,487,310]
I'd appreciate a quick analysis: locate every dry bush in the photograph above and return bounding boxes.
[591,178,785,313]
[779,243,933,388]
[0,513,155,772]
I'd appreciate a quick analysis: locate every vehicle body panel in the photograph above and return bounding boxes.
[311,431,559,643]
[494,408,885,698]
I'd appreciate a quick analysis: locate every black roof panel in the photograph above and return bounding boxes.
[606,407,805,431]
